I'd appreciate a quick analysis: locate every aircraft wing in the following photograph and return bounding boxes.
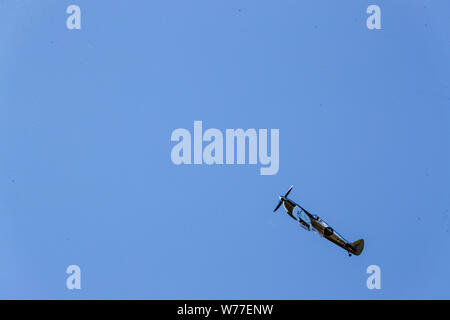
[298,218,310,231]
[283,201,298,220]
[283,201,296,215]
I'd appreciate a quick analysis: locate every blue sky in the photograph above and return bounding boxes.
[0,1,449,299]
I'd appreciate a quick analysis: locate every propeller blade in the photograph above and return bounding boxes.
[274,200,283,212]
[284,185,294,198]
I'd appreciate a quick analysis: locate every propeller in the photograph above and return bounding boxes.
[273,199,283,212]
[273,185,294,212]
[284,185,293,198]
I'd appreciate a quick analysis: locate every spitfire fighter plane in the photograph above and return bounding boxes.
[273,186,364,256]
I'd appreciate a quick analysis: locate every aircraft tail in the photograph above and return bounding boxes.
[350,239,364,256]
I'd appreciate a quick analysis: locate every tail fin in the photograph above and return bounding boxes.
[350,239,364,256]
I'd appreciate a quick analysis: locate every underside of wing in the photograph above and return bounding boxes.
[283,201,295,216]
[298,218,310,231]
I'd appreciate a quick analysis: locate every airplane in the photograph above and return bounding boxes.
[273,186,364,257]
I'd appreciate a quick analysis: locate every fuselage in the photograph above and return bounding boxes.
[284,198,357,254]
[307,215,350,251]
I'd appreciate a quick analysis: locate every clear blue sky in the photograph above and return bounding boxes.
[0,1,449,299]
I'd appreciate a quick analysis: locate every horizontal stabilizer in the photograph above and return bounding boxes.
[350,239,364,256]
